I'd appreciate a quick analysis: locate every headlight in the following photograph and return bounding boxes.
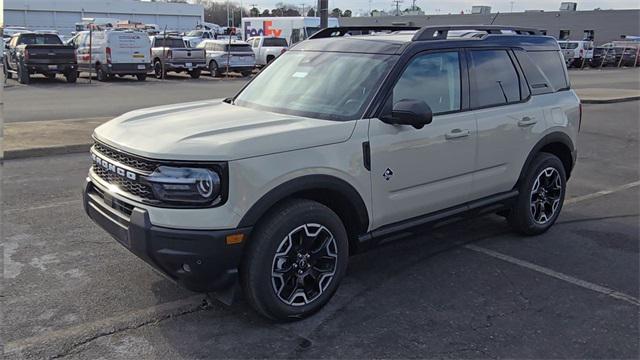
[144,166,221,205]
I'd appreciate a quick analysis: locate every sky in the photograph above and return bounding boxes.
[192,0,640,15]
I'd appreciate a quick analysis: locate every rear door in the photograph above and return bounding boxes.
[109,32,150,66]
[369,50,477,227]
[227,43,255,67]
[468,49,544,201]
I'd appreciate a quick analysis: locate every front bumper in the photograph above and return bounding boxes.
[83,179,251,292]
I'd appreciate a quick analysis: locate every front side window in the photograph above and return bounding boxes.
[235,51,396,120]
[391,51,461,115]
[469,50,521,108]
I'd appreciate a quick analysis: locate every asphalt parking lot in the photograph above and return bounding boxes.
[2,71,639,358]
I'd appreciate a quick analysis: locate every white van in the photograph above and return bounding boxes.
[241,17,339,44]
[68,29,151,81]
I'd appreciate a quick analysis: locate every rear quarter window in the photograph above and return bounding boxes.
[515,50,569,94]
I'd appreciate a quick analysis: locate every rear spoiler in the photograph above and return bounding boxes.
[308,26,420,40]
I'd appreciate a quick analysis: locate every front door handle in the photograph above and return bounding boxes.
[518,116,538,127]
[445,128,470,140]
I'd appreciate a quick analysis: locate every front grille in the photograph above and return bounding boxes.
[93,165,155,201]
[94,142,158,173]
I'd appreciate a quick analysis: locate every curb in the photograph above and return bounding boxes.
[581,96,640,104]
[3,143,92,161]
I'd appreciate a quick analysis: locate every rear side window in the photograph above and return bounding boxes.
[263,38,288,47]
[469,50,521,108]
[154,38,185,48]
[226,44,252,52]
[515,50,569,94]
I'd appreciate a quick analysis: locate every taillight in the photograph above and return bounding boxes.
[23,49,29,62]
[105,47,112,64]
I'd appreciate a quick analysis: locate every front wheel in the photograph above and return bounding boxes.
[241,199,349,321]
[508,153,566,235]
[209,61,220,77]
[136,73,146,81]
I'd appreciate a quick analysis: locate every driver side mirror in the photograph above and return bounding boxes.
[383,99,433,129]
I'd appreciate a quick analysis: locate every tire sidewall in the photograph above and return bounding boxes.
[244,200,349,320]
[514,153,567,234]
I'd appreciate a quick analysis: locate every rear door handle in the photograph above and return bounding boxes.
[445,128,470,140]
[518,116,538,127]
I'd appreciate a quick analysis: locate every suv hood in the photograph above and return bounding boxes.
[93,99,356,161]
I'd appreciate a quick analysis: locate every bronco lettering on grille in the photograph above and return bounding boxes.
[91,152,138,181]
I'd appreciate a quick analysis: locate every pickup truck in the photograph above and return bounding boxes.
[150,36,206,79]
[3,32,77,84]
[246,36,288,66]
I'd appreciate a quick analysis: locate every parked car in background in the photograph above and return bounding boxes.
[247,36,288,66]
[611,47,639,67]
[3,32,77,84]
[183,29,217,48]
[68,29,151,81]
[558,40,594,67]
[588,46,617,67]
[150,35,206,79]
[197,39,255,77]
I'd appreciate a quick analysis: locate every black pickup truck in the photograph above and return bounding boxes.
[3,32,77,84]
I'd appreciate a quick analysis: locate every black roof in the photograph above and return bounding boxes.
[293,25,560,54]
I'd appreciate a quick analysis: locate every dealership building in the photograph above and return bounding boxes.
[3,0,205,35]
[342,9,640,45]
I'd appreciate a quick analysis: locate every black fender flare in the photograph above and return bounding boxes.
[516,131,576,185]
[237,174,370,232]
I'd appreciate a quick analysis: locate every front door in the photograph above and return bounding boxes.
[368,50,477,229]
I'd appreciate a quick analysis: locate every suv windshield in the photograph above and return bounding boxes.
[187,30,203,37]
[18,34,62,45]
[235,51,395,120]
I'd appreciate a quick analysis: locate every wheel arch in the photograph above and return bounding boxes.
[517,132,576,186]
[238,175,370,254]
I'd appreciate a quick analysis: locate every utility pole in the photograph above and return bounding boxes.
[300,3,306,15]
[411,0,416,11]
[391,0,403,16]
[510,1,515,12]
[250,3,258,16]
[318,0,328,28]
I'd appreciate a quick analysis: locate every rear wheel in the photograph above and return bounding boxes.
[154,61,165,79]
[96,66,108,82]
[136,73,146,81]
[209,61,220,77]
[266,55,275,64]
[189,68,201,79]
[241,70,252,77]
[65,70,77,83]
[241,199,349,321]
[508,153,566,235]
[17,63,30,84]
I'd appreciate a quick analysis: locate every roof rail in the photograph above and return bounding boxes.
[308,26,420,40]
[412,25,541,41]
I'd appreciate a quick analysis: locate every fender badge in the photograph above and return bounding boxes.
[383,168,394,181]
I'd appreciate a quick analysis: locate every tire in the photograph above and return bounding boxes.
[266,55,275,64]
[189,68,201,79]
[3,59,11,79]
[136,73,146,81]
[17,63,30,84]
[154,61,165,79]
[209,61,219,77]
[65,70,78,83]
[508,153,567,235]
[96,66,108,82]
[241,199,349,321]
[46,73,56,81]
[241,70,252,77]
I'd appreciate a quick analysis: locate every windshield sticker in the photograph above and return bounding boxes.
[292,72,308,78]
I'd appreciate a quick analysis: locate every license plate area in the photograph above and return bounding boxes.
[137,65,146,70]
[48,65,57,69]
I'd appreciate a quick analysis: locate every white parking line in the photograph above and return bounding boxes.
[3,199,81,214]
[564,180,640,205]
[465,244,640,307]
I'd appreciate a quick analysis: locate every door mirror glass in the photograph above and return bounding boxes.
[385,99,433,129]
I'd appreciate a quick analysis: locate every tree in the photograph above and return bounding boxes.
[330,8,342,17]
[203,2,248,27]
[262,9,270,16]
[250,7,260,17]
[342,9,352,17]
[307,8,316,17]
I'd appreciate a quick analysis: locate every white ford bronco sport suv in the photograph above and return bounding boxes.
[84,25,580,320]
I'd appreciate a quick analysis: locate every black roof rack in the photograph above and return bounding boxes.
[412,25,541,41]
[308,26,420,40]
